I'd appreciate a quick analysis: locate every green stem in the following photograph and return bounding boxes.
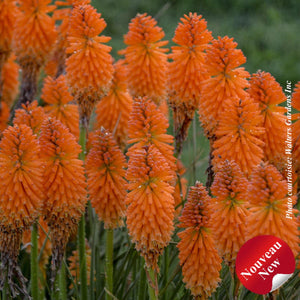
[78,123,88,300]
[59,259,67,300]
[105,229,114,300]
[31,222,39,300]
[146,267,158,300]
[163,247,169,300]
[192,116,197,183]
[138,263,146,300]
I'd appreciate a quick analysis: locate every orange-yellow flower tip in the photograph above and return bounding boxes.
[126,145,175,271]
[66,4,114,124]
[177,182,222,298]
[86,129,127,229]
[212,96,265,177]
[0,124,44,231]
[246,162,300,257]
[13,0,57,67]
[120,13,168,104]
[41,75,79,139]
[39,117,86,273]
[168,12,212,107]
[210,160,249,265]
[13,100,46,135]
[0,0,18,64]
[95,60,133,147]
[127,96,176,177]
[199,36,250,137]
[248,71,286,165]
[1,53,19,107]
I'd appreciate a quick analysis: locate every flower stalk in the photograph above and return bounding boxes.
[105,228,114,300]
[31,222,39,300]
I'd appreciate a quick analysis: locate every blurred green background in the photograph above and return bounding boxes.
[91,0,300,185]
[92,0,300,86]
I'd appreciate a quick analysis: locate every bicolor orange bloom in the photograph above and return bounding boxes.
[0,0,18,68]
[13,100,46,135]
[177,182,222,298]
[0,124,44,296]
[39,118,86,275]
[41,75,79,139]
[86,129,127,229]
[68,240,93,289]
[174,160,187,217]
[212,96,265,177]
[126,145,175,271]
[22,217,51,279]
[292,82,300,174]
[0,101,9,134]
[199,36,250,137]
[210,160,249,270]
[120,13,168,104]
[248,71,286,166]
[1,53,19,107]
[95,60,133,147]
[45,0,91,77]
[127,97,176,177]
[168,13,212,154]
[13,0,57,105]
[66,4,114,127]
[246,163,299,257]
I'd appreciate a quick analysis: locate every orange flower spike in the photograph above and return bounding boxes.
[248,71,286,165]
[13,100,47,135]
[86,129,127,229]
[1,54,19,107]
[246,163,300,257]
[210,160,249,268]
[199,36,250,136]
[41,75,79,139]
[169,13,212,106]
[126,145,175,271]
[120,13,168,104]
[177,182,222,298]
[0,0,18,67]
[127,97,176,175]
[13,0,57,105]
[39,118,86,275]
[0,124,44,296]
[212,96,265,177]
[95,60,133,147]
[66,4,114,127]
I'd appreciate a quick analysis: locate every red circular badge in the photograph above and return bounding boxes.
[236,235,295,294]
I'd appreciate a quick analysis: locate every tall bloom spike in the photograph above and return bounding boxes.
[0,124,44,297]
[13,0,57,106]
[168,13,213,155]
[41,75,79,139]
[86,129,127,229]
[199,36,250,137]
[95,60,133,147]
[212,96,265,177]
[246,163,300,257]
[209,160,249,271]
[0,0,18,69]
[1,53,19,107]
[293,82,300,174]
[248,71,287,167]
[39,118,86,278]
[45,0,91,77]
[177,182,222,298]
[66,4,114,128]
[126,145,175,271]
[127,96,176,176]
[13,100,46,135]
[120,13,168,104]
